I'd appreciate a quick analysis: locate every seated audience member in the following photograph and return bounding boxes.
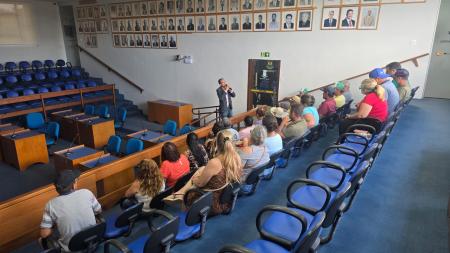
[168,131,242,215]
[185,132,209,171]
[339,78,388,135]
[334,83,346,108]
[39,170,102,252]
[263,115,283,155]
[385,61,402,78]
[270,106,288,126]
[160,142,190,188]
[341,80,353,102]
[124,159,165,213]
[239,116,255,140]
[278,103,308,139]
[238,125,270,182]
[394,69,411,103]
[254,106,266,125]
[301,94,320,128]
[221,117,240,141]
[318,86,337,118]
[278,100,291,112]
[369,68,400,115]
[205,121,224,158]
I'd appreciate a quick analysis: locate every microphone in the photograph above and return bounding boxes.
[10,126,19,139]
[65,133,80,157]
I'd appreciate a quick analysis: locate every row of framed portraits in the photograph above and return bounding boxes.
[77,5,108,20]
[321,5,380,30]
[108,0,315,18]
[111,10,314,33]
[323,0,425,5]
[112,33,178,49]
[78,19,109,34]
[84,35,98,48]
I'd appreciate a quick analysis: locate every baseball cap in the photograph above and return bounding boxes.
[335,81,345,91]
[369,68,390,79]
[54,169,81,190]
[270,107,289,118]
[320,85,335,96]
[394,68,409,79]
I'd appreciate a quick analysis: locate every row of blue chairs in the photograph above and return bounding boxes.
[0,59,72,74]
[0,69,87,86]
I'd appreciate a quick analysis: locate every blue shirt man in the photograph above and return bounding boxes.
[369,68,400,115]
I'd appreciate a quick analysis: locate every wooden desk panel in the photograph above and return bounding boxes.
[59,113,85,141]
[54,145,104,171]
[147,100,193,128]
[0,124,25,162]
[78,118,115,149]
[0,130,49,171]
[125,129,170,148]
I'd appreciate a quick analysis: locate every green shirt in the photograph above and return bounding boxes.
[283,119,308,139]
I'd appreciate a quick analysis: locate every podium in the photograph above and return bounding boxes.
[78,118,115,149]
[0,124,25,161]
[147,100,192,128]
[126,129,174,148]
[54,145,103,171]
[59,113,96,141]
[0,130,49,171]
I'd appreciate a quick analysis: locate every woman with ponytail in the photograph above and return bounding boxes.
[166,130,242,215]
[339,78,388,135]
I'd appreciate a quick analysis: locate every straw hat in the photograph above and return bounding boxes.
[270,107,288,118]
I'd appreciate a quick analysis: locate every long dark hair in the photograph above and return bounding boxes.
[161,142,180,162]
[186,133,207,166]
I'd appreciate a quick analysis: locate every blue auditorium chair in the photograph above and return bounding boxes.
[31,60,43,72]
[105,135,121,156]
[0,63,3,72]
[34,72,47,85]
[76,80,86,89]
[60,69,71,80]
[44,60,55,71]
[67,222,106,253]
[72,69,82,80]
[0,93,12,113]
[96,104,110,118]
[23,88,34,96]
[179,124,194,135]
[174,190,212,242]
[303,124,322,149]
[219,205,325,253]
[45,122,60,146]
[103,203,143,240]
[124,138,144,155]
[114,107,127,129]
[104,209,179,253]
[87,80,97,87]
[50,85,61,92]
[5,62,17,73]
[6,90,28,109]
[21,73,33,84]
[6,90,19,98]
[337,124,378,155]
[6,75,18,86]
[219,182,241,215]
[26,112,47,131]
[261,149,284,180]
[19,61,30,73]
[38,87,49,94]
[84,104,95,115]
[47,70,58,82]
[163,120,177,136]
[239,162,271,196]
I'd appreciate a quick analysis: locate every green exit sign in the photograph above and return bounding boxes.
[260,52,270,58]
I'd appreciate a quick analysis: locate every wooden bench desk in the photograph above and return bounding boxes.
[125,129,172,148]
[53,145,104,171]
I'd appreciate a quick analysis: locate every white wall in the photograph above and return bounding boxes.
[0,1,66,63]
[79,0,441,114]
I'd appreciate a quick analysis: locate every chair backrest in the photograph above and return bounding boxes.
[125,138,144,155]
[23,89,34,96]
[143,210,180,253]
[96,104,109,118]
[185,190,212,226]
[35,72,46,81]
[163,120,177,136]
[26,112,45,129]
[32,60,43,72]
[64,83,75,90]
[44,60,55,70]
[56,59,66,70]
[77,81,86,89]
[0,77,3,86]
[19,61,30,73]
[72,69,82,78]
[60,69,70,79]
[219,182,241,214]
[106,135,121,155]
[115,203,143,233]
[51,86,62,92]
[68,222,106,252]
[46,122,60,140]
[410,86,419,98]
[21,73,32,82]
[296,212,326,253]
[117,107,127,122]
[5,62,16,73]
[322,182,351,228]
[6,75,18,84]
[343,99,353,115]
[47,70,58,80]
[150,187,174,209]
[243,162,270,195]
[172,171,195,192]
[87,80,97,87]
[179,124,193,135]
[84,104,95,115]
[6,90,19,98]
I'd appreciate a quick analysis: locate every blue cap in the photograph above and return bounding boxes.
[369,68,390,79]
[320,85,335,96]
[394,68,409,79]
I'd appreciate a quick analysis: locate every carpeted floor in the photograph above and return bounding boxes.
[12,98,450,253]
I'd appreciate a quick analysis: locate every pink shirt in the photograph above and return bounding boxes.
[318,98,336,117]
[239,126,255,140]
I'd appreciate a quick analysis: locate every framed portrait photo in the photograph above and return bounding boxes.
[176,17,186,32]
[282,0,296,8]
[141,2,149,16]
[149,18,158,32]
[100,5,108,18]
[297,10,312,31]
[124,3,132,17]
[185,16,195,32]
[206,0,217,12]
[135,34,144,47]
[321,7,339,29]
[254,0,266,10]
[342,0,359,5]
[229,14,241,31]
[323,0,340,6]
[157,0,166,15]
[281,10,296,31]
[149,1,158,15]
[160,34,169,48]
[241,13,253,31]
[109,5,117,18]
[241,0,253,11]
[132,2,141,16]
[100,19,108,33]
[267,0,281,9]
[297,0,313,7]
[93,6,100,19]
[339,6,358,29]
[267,11,281,31]
[151,34,160,48]
[143,34,152,47]
[185,0,195,13]
[358,5,379,29]
[361,0,380,4]
[217,15,228,31]
[142,18,150,32]
[158,17,167,32]
[195,16,206,32]
[195,0,206,13]
[89,21,96,33]
[167,17,176,31]
[134,18,142,32]
[113,34,120,47]
[168,34,177,48]
[128,34,136,47]
[167,0,175,14]
[207,15,218,32]
[229,0,240,12]
[111,19,119,32]
[120,34,128,47]
[217,0,229,12]
[87,7,93,18]
[175,0,185,14]
[253,12,266,31]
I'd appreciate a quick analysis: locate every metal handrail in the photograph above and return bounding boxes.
[192,105,220,127]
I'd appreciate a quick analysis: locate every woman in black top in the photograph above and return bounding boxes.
[185,133,209,171]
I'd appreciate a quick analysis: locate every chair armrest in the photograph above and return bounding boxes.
[218,244,255,253]
[322,145,359,172]
[305,161,346,191]
[104,239,131,253]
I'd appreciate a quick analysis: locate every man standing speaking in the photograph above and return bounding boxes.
[216,78,236,118]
